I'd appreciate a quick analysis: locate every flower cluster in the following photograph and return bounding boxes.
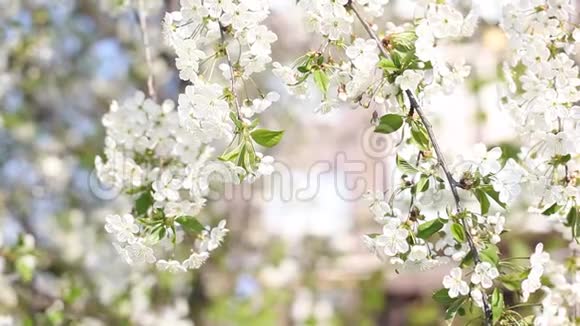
[502,0,579,240]
[277,0,575,323]
[501,1,580,323]
[164,0,277,83]
[359,0,579,323]
[274,0,476,114]
[363,141,526,295]
[88,0,580,322]
[96,93,232,271]
[163,0,281,176]
[521,243,550,302]
[533,255,580,325]
[98,0,283,272]
[276,0,515,320]
[362,145,517,270]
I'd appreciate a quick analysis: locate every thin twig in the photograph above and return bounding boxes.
[405,91,461,208]
[137,0,157,101]
[348,3,388,58]
[406,73,493,326]
[219,24,242,120]
[348,3,493,325]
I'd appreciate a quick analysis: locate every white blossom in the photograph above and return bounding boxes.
[200,220,228,252]
[375,226,409,257]
[522,243,551,302]
[471,262,499,289]
[156,260,187,273]
[104,214,139,244]
[182,252,209,270]
[395,70,423,91]
[491,159,525,205]
[408,245,429,262]
[426,4,464,39]
[470,288,484,308]
[443,267,469,298]
[345,38,379,70]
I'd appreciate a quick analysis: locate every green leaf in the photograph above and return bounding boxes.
[249,118,260,129]
[480,244,500,266]
[396,154,420,175]
[450,223,466,243]
[219,142,243,162]
[378,58,398,73]
[565,206,578,239]
[296,55,313,73]
[542,202,562,216]
[391,50,402,68]
[135,191,153,216]
[445,297,467,320]
[229,112,243,129]
[480,185,506,209]
[175,216,204,233]
[391,31,417,53]
[251,129,284,148]
[15,255,35,283]
[432,288,468,320]
[374,114,404,134]
[416,175,430,193]
[410,122,430,150]
[474,188,491,215]
[63,285,84,305]
[158,226,167,240]
[313,69,329,93]
[126,185,149,195]
[417,218,444,239]
[316,54,324,65]
[491,288,505,324]
[498,272,528,291]
[399,51,415,70]
[246,140,257,167]
[549,154,571,166]
[297,65,309,73]
[236,143,247,168]
[460,251,474,268]
[432,288,454,305]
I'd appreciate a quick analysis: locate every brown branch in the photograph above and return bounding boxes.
[348,3,493,325]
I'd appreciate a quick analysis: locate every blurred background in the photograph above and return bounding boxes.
[0,0,576,325]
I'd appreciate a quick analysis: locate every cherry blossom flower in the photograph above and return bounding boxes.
[201,220,229,252]
[395,70,423,91]
[156,260,187,273]
[104,214,139,244]
[375,226,409,257]
[426,4,464,39]
[443,267,469,298]
[408,245,429,262]
[182,252,209,270]
[471,262,499,289]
